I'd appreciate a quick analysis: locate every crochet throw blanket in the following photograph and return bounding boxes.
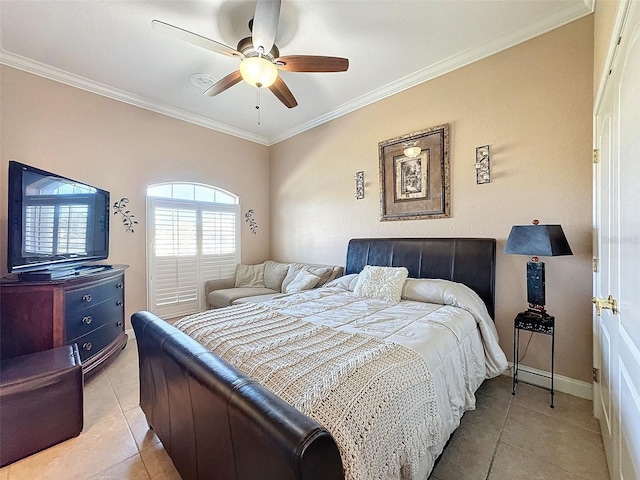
[175,302,442,480]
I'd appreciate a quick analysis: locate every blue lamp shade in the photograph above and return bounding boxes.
[504,225,573,257]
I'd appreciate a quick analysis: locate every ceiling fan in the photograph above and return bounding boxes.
[152,0,349,109]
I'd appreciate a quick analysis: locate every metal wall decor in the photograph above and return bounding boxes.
[112,198,138,233]
[475,145,491,184]
[244,209,258,234]
[378,124,450,221]
[354,171,365,199]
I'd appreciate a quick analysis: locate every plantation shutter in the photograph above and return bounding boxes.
[148,197,240,318]
[24,205,56,255]
[201,206,238,281]
[57,204,90,254]
[24,203,90,255]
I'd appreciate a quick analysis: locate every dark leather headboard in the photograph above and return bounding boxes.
[345,238,497,319]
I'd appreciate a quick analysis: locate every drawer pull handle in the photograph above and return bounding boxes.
[82,294,92,303]
[116,301,123,307]
[117,321,123,327]
[116,283,124,289]
[82,342,92,351]
[82,316,92,325]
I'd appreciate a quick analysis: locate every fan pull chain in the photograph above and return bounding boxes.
[256,88,261,126]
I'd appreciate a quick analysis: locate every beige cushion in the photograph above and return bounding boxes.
[284,270,322,294]
[353,265,409,303]
[234,263,265,288]
[264,261,290,291]
[232,293,283,305]
[209,287,278,308]
[281,264,332,293]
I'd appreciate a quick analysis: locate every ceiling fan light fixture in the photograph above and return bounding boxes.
[240,56,278,88]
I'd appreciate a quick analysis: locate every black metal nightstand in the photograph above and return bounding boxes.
[512,310,555,407]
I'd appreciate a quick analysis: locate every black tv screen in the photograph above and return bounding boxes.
[7,161,110,274]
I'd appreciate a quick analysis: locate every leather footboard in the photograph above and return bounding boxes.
[132,311,344,480]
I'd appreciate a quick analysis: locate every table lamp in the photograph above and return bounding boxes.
[504,220,572,315]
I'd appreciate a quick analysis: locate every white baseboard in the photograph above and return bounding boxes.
[126,327,135,339]
[506,363,593,400]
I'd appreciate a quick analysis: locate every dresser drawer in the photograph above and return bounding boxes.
[73,321,124,363]
[65,275,125,313]
[0,265,128,376]
[65,298,125,343]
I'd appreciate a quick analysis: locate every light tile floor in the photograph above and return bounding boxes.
[429,375,610,480]
[1,339,609,480]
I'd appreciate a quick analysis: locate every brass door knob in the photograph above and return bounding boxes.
[592,295,618,315]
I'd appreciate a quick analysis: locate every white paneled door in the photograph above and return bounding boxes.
[593,1,640,478]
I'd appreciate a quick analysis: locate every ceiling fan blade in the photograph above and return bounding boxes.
[252,0,281,53]
[203,71,243,97]
[269,76,297,108]
[276,55,349,72]
[152,20,242,59]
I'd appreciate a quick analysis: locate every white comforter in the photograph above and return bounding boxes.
[269,276,507,378]
[179,276,508,479]
[263,276,509,477]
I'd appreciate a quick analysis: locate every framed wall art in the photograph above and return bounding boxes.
[378,123,450,221]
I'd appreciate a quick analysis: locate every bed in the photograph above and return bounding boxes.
[132,237,508,480]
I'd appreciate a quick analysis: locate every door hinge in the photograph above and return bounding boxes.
[593,367,600,383]
[593,257,599,272]
[593,149,600,163]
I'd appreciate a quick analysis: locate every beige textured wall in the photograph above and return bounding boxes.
[0,66,270,326]
[0,15,595,383]
[270,16,595,382]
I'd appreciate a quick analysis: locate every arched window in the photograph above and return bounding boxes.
[147,183,240,317]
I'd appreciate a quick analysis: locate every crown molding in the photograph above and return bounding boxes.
[269,2,592,145]
[582,0,596,13]
[0,50,270,146]
[1,0,590,147]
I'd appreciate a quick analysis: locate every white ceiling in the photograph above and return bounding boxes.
[0,0,592,146]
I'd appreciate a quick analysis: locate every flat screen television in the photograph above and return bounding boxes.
[7,161,110,277]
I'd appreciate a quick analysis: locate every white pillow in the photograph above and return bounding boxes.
[281,264,332,292]
[353,265,409,303]
[234,263,265,288]
[324,274,359,291]
[284,269,321,294]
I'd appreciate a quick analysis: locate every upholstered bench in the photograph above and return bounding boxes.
[0,344,83,467]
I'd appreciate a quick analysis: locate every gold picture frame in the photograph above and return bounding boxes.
[379,124,450,221]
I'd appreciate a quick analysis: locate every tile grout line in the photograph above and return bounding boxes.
[93,364,154,479]
[109,342,157,479]
[109,339,158,479]
[490,391,602,480]
[485,404,595,480]
[484,391,514,480]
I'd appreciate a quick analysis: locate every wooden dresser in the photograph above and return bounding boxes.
[0,265,128,375]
